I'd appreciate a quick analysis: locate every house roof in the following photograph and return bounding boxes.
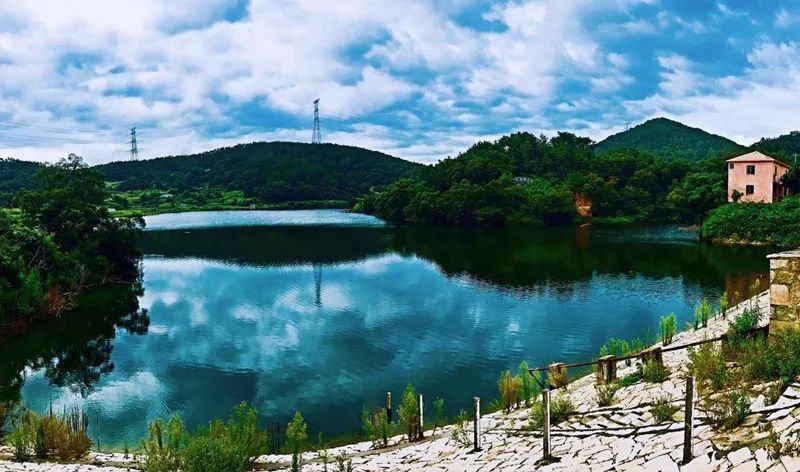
[727,151,790,167]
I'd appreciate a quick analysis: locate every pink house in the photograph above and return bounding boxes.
[727,151,790,203]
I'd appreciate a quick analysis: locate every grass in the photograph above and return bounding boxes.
[650,394,680,424]
[529,394,575,430]
[660,314,676,345]
[641,359,669,383]
[687,339,727,392]
[595,382,620,407]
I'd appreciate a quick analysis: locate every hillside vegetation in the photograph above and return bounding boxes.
[355,131,726,226]
[701,197,800,246]
[594,118,744,161]
[1,142,422,213]
[0,158,39,206]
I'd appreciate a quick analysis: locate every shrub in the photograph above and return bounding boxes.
[6,407,90,462]
[618,371,642,387]
[335,453,353,472]
[738,330,800,383]
[287,411,308,472]
[701,198,800,247]
[687,340,727,391]
[660,314,676,345]
[719,293,730,319]
[650,394,679,424]
[182,435,249,472]
[433,397,446,434]
[361,407,391,448]
[223,402,266,463]
[703,390,750,430]
[529,394,575,430]
[498,370,522,412]
[141,416,185,472]
[0,401,11,441]
[518,361,540,406]
[595,382,620,407]
[398,384,420,442]
[694,299,712,329]
[729,308,759,338]
[450,409,471,446]
[641,360,669,383]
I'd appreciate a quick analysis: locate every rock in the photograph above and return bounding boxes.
[727,447,752,467]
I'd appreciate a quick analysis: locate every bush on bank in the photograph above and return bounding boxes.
[701,197,800,246]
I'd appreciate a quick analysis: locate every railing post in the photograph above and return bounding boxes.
[418,393,424,439]
[386,391,392,423]
[597,355,617,384]
[683,376,695,464]
[542,388,551,460]
[472,396,482,452]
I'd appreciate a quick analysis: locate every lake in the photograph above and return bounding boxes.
[0,210,776,447]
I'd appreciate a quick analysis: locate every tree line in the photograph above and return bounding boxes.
[355,131,731,226]
[0,154,143,329]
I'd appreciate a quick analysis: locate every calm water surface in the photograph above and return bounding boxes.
[1,210,775,446]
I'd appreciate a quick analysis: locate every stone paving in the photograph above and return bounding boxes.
[6,292,800,471]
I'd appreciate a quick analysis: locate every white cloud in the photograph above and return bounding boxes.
[775,8,799,28]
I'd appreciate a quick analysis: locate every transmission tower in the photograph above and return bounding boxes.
[312,99,322,144]
[128,127,139,161]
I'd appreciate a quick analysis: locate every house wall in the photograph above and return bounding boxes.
[727,161,788,203]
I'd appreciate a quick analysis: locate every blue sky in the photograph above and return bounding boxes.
[0,0,799,164]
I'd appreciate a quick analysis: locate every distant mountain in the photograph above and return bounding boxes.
[0,158,40,205]
[752,131,800,161]
[0,142,422,207]
[594,117,745,161]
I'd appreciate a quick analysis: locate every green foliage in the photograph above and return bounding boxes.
[6,407,91,462]
[287,411,308,472]
[703,390,750,430]
[729,308,760,338]
[737,330,800,383]
[594,117,744,161]
[595,382,620,407]
[398,384,421,442]
[660,314,677,345]
[650,394,680,424]
[719,293,730,319]
[618,371,642,387]
[182,435,250,472]
[701,197,800,246]
[687,341,727,391]
[141,416,185,472]
[641,360,669,383]
[432,397,446,434]
[450,409,471,447]
[0,154,143,327]
[0,400,11,440]
[528,394,575,430]
[361,407,391,448]
[518,362,540,407]
[694,298,712,329]
[498,370,523,412]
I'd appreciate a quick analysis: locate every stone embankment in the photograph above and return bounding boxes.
[5,291,800,471]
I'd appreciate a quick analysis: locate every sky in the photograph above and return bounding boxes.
[0,0,799,165]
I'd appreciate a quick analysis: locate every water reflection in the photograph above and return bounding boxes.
[0,283,149,402]
[6,220,775,446]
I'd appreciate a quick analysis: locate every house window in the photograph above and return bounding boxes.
[729,163,735,170]
[746,165,756,175]
[746,185,755,195]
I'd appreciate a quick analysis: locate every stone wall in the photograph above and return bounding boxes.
[769,249,800,330]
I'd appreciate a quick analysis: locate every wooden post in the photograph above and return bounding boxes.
[542,388,551,460]
[683,376,695,464]
[386,392,392,423]
[418,393,424,439]
[473,397,482,452]
[597,355,617,384]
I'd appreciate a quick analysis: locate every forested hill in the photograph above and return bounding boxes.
[0,158,40,205]
[753,131,800,160]
[96,142,421,202]
[594,117,745,161]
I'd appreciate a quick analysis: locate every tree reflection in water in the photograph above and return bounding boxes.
[0,281,149,402]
